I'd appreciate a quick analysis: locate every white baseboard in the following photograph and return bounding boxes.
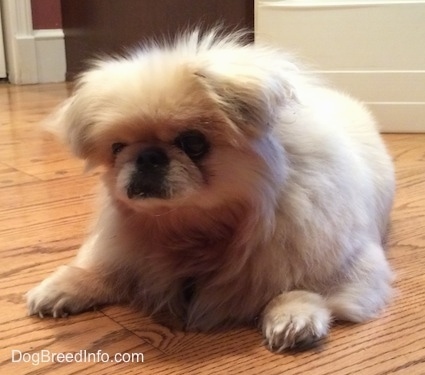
[256,0,425,132]
[319,71,425,133]
[5,29,66,84]
[34,29,66,83]
[368,103,425,133]
[1,0,66,84]
[0,6,6,78]
[9,35,38,84]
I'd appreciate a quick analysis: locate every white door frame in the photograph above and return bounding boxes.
[0,5,6,78]
[1,0,66,84]
[1,0,38,83]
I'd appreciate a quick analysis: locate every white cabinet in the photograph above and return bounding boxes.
[255,1,425,132]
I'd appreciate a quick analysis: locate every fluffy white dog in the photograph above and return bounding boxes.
[27,30,395,352]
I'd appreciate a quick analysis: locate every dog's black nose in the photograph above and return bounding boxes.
[127,147,169,199]
[136,147,169,170]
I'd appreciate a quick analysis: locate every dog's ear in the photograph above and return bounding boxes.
[43,67,109,169]
[44,95,91,160]
[194,55,298,137]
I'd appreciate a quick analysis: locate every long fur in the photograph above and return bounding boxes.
[27,29,395,351]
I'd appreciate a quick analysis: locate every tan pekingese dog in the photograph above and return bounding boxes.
[27,30,395,351]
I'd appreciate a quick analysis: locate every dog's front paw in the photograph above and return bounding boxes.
[261,291,331,352]
[27,283,71,318]
[26,266,93,318]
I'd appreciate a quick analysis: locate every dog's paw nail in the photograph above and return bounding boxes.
[263,315,328,351]
[262,292,331,352]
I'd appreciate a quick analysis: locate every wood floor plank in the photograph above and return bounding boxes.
[0,176,97,251]
[0,83,424,374]
[0,311,163,375]
[0,162,39,187]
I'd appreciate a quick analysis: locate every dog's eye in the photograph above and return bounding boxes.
[175,130,209,160]
[112,142,126,155]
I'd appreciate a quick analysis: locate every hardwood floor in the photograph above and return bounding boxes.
[0,83,424,374]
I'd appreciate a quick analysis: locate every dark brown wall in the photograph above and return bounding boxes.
[61,0,254,80]
[31,0,62,29]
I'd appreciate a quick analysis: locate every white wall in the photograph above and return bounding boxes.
[256,1,425,132]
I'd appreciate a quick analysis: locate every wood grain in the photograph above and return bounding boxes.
[0,83,424,374]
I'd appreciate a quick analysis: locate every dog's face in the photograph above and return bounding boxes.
[49,32,295,214]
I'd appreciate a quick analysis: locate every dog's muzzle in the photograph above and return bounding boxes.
[127,147,169,199]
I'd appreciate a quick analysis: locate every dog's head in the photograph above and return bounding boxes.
[48,30,298,214]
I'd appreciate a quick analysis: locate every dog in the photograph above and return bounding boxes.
[27,29,395,352]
